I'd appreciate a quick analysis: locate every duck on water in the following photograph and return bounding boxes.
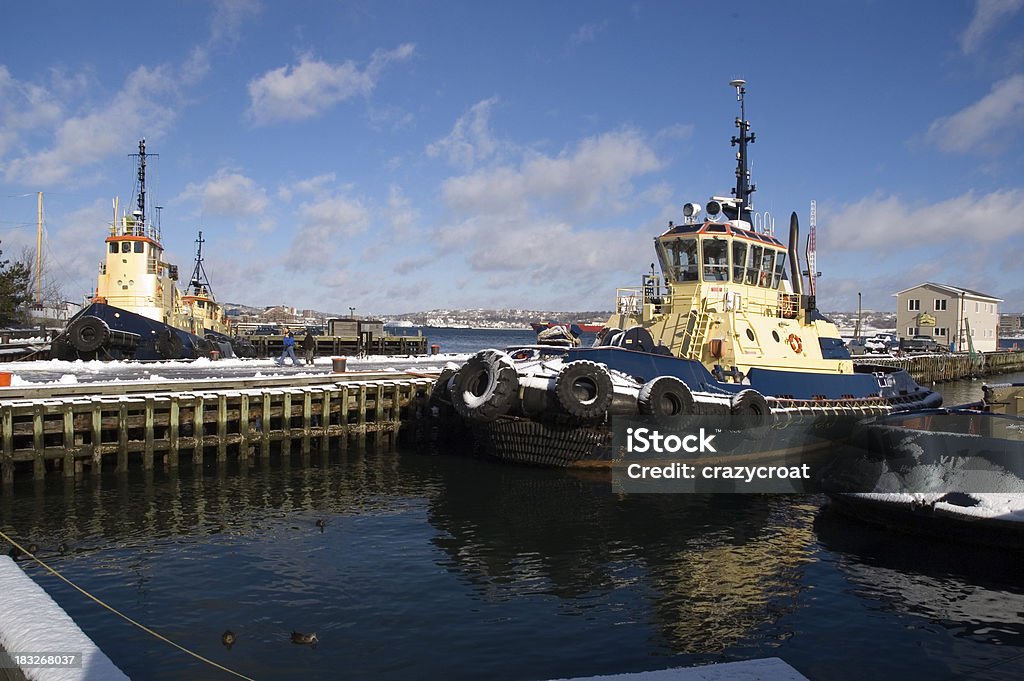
[50,139,246,362]
[430,79,941,467]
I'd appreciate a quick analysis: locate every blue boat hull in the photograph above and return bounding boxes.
[51,302,234,361]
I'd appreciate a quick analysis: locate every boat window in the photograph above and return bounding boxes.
[662,237,699,282]
[701,238,729,281]
[772,251,787,289]
[134,241,144,253]
[705,224,727,233]
[109,242,118,254]
[732,241,747,284]
[759,249,776,287]
[746,245,763,285]
[121,241,131,253]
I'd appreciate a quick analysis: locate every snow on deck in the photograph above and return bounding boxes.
[548,658,809,681]
[0,353,470,388]
[0,556,129,681]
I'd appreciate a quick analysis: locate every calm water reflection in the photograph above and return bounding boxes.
[0,370,1021,680]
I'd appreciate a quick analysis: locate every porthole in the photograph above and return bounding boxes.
[772,330,780,342]
[746,328,756,341]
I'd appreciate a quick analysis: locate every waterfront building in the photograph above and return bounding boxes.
[894,283,1001,352]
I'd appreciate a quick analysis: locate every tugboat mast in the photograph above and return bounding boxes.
[729,79,756,222]
[189,230,214,297]
[131,139,148,225]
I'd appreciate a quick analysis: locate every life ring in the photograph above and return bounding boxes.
[788,333,803,353]
[638,376,694,419]
[451,350,519,422]
[554,360,613,419]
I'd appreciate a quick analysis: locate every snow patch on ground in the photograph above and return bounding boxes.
[0,556,130,681]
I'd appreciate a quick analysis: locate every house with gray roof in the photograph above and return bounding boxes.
[894,283,1001,352]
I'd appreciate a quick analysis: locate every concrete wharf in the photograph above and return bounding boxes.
[854,350,1024,385]
[0,371,436,487]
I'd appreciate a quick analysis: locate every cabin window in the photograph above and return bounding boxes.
[121,241,131,253]
[134,241,144,253]
[109,243,117,253]
[701,239,729,281]
[746,245,763,285]
[663,237,699,282]
[759,250,775,287]
[772,251,787,289]
[732,241,747,283]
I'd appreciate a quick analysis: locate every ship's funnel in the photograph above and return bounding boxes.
[788,212,803,295]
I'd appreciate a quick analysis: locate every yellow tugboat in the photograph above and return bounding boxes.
[52,140,237,360]
[432,80,941,467]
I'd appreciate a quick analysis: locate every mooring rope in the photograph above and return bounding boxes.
[0,529,255,681]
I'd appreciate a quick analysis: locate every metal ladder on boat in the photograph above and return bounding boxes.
[679,296,711,360]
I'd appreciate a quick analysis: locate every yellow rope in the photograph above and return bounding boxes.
[0,529,255,681]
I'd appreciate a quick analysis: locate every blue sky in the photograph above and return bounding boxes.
[1,0,1023,316]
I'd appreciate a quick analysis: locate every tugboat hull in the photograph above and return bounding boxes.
[52,302,232,361]
[433,345,942,468]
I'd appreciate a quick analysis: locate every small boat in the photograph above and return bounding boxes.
[50,140,241,361]
[823,383,1024,548]
[433,80,940,467]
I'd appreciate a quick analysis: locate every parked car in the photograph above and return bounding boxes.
[899,335,948,353]
[250,325,278,336]
[864,333,898,354]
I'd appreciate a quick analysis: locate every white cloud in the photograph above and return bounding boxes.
[280,193,369,268]
[3,65,179,186]
[821,188,1024,251]
[569,22,606,46]
[926,74,1024,153]
[276,173,337,201]
[440,128,662,216]
[426,97,501,168]
[960,0,1023,54]
[177,169,270,216]
[246,43,415,125]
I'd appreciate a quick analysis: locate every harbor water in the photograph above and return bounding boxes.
[1,329,1022,681]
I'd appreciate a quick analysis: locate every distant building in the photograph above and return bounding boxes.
[999,313,1024,335]
[894,283,1001,352]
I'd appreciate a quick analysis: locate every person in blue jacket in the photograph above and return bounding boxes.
[277,329,300,366]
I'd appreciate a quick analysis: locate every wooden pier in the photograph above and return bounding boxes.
[246,333,429,359]
[0,372,436,487]
[855,350,1024,384]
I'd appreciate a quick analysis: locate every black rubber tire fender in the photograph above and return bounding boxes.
[451,350,519,422]
[157,330,185,360]
[638,376,695,417]
[554,360,613,419]
[731,389,772,435]
[428,368,458,407]
[70,315,110,353]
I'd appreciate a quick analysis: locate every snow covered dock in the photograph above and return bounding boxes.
[549,658,809,681]
[0,556,129,681]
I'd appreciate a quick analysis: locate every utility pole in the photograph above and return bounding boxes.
[36,192,43,305]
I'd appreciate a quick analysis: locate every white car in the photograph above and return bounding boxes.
[864,334,898,354]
